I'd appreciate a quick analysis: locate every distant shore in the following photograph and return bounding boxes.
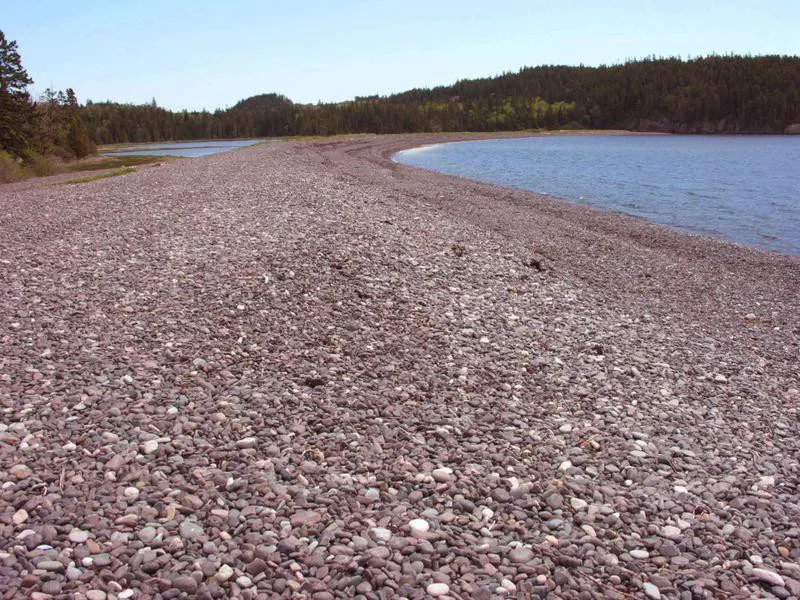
[1,135,798,598]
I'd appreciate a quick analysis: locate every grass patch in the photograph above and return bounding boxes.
[2,152,171,184]
[65,155,171,172]
[63,167,136,184]
[1,150,60,183]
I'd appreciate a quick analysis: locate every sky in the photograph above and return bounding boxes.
[3,0,798,112]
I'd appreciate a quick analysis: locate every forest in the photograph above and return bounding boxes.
[1,30,94,180]
[2,22,799,176]
[79,55,800,144]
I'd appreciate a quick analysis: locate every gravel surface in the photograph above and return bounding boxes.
[1,134,799,599]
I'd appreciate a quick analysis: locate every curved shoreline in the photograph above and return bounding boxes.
[1,135,798,598]
[304,134,800,333]
[390,133,799,257]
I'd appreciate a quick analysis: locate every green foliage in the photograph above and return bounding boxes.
[0,148,59,183]
[34,87,96,158]
[64,154,168,173]
[3,39,799,162]
[1,30,96,168]
[80,95,581,142]
[19,148,57,176]
[0,149,25,182]
[399,55,800,133]
[77,55,800,144]
[66,116,93,157]
[63,166,135,185]
[0,30,35,155]
[230,93,293,112]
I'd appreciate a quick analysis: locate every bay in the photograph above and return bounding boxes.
[395,134,800,256]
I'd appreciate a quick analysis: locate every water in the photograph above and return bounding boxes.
[395,135,800,256]
[101,139,265,158]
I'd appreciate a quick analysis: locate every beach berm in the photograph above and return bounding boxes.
[1,134,798,598]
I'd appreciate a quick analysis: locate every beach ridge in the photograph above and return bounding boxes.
[0,135,797,598]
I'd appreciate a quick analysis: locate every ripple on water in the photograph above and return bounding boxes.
[395,134,800,255]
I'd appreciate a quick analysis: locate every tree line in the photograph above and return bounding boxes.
[79,55,800,144]
[396,55,800,133]
[1,30,94,180]
[3,23,799,175]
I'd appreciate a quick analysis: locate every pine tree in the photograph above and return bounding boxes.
[0,30,34,155]
[64,88,92,157]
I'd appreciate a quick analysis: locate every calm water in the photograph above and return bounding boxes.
[395,135,800,255]
[101,139,265,158]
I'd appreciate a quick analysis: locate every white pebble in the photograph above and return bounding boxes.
[123,487,140,501]
[236,437,257,449]
[141,440,158,454]
[661,525,682,539]
[68,529,90,543]
[751,568,784,587]
[409,518,430,533]
[642,582,661,599]
[216,564,234,582]
[426,583,450,596]
[756,475,775,489]
[432,467,455,483]
[371,527,392,542]
[570,497,588,510]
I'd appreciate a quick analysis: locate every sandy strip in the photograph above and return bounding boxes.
[1,135,798,599]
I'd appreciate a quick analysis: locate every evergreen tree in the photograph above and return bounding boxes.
[77,55,800,144]
[0,29,34,155]
[64,89,93,157]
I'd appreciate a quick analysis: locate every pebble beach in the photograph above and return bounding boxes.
[1,134,799,599]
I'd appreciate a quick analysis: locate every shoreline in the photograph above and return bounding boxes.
[304,133,799,346]
[389,133,799,257]
[1,136,798,598]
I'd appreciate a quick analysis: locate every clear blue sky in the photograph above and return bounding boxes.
[3,0,798,111]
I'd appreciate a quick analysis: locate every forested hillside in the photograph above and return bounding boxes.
[80,55,800,144]
[391,55,800,133]
[3,32,800,164]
